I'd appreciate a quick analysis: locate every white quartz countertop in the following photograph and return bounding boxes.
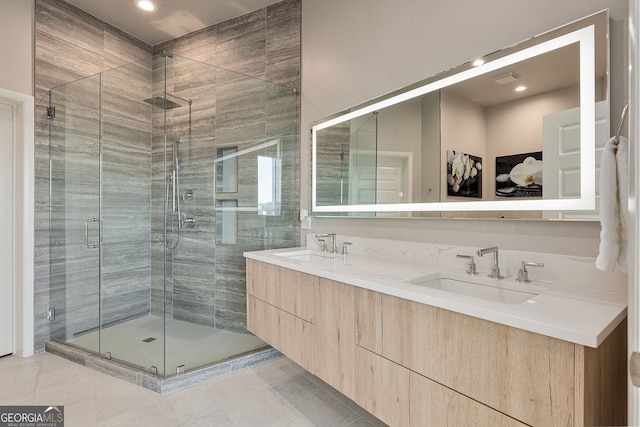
[244,247,627,348]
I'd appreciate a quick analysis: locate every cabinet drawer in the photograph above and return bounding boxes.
[355,346,409,427]
[247,295,313,371]
[410,372,528,427]
[246,260,315,322]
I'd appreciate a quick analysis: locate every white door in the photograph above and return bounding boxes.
[375,155,410,218]
[542,101,609,219]
[0,101,14,356]
[376,156,408,204]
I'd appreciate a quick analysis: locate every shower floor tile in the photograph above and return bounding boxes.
[68,315,266,375]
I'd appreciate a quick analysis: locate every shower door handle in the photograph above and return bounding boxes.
[84,218,102,249]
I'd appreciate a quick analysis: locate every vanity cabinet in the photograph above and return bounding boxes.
[355,287,627,426]
[246,260,626,426]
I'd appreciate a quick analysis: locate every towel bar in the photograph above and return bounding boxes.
[614,99,629,144]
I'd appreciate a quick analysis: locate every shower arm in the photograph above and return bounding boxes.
[164,91,193,106]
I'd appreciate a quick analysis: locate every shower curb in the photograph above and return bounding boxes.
[45,339,282,394]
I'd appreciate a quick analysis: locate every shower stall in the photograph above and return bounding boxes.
[46,52,297,379]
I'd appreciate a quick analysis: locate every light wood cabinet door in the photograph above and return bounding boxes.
[410,371,528,427]
[355,346,409,427]
[247,295,313,371]
[314,278,355,399]
[355,287,382,354]
[246,260,315,323]
[278,266,315,323]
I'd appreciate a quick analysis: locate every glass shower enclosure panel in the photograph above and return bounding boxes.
[49,74,102,352]
[48,52,298,379]
[49,58,159,371]
[98,58,157,371]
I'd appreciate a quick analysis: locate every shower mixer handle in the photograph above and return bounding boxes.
[181,212,197,229]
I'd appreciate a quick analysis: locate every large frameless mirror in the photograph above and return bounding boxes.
[311,11,609,220]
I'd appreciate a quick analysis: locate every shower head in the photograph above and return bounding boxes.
[143,96,182,110]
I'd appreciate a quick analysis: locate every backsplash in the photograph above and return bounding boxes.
[305,233,628,299]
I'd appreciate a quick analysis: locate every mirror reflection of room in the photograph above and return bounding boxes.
[312,11,608,219]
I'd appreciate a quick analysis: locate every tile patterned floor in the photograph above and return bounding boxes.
[0,353,387,427]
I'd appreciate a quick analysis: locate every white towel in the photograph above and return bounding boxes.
[596,136,628,272]
[616,136,629,272]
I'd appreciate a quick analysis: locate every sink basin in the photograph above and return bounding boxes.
[274,250,335,262]
[405,276,537,305]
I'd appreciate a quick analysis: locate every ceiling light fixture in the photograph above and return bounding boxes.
[137,0,156,12]
[472,59,485,67]
[515,85,527,92]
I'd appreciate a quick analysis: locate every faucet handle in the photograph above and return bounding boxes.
[317,239,327,253]
[517,261,544,283]
[341,241,352,255]
[456,254,478,275]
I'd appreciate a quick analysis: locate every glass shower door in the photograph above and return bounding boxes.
[49,74,102,352]
[97,58,157,372]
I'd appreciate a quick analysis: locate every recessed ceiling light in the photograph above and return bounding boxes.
[137,0,156,12]
[515,85,527,92]
[472,59,485,67]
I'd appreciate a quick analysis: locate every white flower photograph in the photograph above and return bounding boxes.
[446,150,482,198]
[495,151,543,198]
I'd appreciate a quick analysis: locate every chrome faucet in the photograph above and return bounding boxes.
[315,233,337,254]
[516,261,544,283]
[476,246,504,279]
[456,254,478,275]
[341,241,352,255]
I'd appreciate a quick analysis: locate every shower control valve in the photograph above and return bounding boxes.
[182,190,194,201]
[181,212,197,229]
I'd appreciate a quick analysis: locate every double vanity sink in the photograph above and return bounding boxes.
[276,249,537,305]
[257,244,627,348]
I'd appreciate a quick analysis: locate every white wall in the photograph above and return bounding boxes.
[301,0,629,257]
[440,91,487,201]
[627,0,639,423]
[0,1,35,357]
[0,0,34,96]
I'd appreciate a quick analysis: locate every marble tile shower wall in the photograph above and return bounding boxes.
[34,0,301,351]
[99,61,153,327]
[152,0,301,332]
